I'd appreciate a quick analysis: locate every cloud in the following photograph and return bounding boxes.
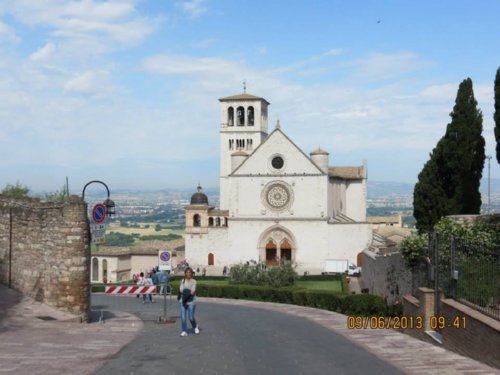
[0,1,159,53]
[30,42,57,61]
[143,55,241,76]
[0,20,19,43]
[63,69,112,95]
[351,52,430,81]
[179,0,208,18]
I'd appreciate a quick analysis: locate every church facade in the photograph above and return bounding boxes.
[185,92,372,274]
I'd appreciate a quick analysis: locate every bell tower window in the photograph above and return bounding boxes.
[247,106,254,126]
[237,106,244,126]
[228,107,234,126]
[193,214,201,227]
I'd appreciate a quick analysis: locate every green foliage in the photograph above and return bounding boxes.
[1,181,30,197]
[495,67,500,163]
[140,233,182,241]
[44,185,69,203]
[229,262,298,288]
[154,224,162,231]
[104,232,135,246]
[413,78,485,232]
[413,158,447,232]
[400,233,428,269]
[340,294,387,316]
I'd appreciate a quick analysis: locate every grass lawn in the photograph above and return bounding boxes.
[106,222,184,237]
[295,280,343,292]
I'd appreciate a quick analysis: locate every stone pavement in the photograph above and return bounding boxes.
[0,285,143,375]
[0,285,498,375]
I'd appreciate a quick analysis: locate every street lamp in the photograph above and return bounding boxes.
[82,180,115,217]
[486,156,492,213]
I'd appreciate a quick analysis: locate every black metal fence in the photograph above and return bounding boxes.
[421,233,500,321]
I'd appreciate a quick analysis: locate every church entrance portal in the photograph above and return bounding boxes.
[259,226,296,266]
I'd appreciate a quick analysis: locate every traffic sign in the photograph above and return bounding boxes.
[90,223,106,244]
[158,250,172,271]
[92,204,106,224]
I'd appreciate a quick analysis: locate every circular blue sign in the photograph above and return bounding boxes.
[92,204,106,224]
[160,251,171,262]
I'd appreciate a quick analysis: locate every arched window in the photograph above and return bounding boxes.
[209,217,214,226]
[237,106,244,126]
[216,217,221,226]
[92,257,99,281]
[102,259,108,283]
[247,106,254,126]
[193,214,201,227]
[228,107,234,126]
[208,253,215,265]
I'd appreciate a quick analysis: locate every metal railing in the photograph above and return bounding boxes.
[423,233,499,321]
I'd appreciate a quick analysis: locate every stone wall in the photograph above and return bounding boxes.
[0,195,90,321]
[441,299,500,369]
[403,289,500,369]
[361,250,413,305]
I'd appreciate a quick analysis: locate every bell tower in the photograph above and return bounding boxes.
[218,92,270,210]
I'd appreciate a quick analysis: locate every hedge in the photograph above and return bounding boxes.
[92,282,387,316]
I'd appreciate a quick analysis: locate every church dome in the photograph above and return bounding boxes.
[190,185,209,205]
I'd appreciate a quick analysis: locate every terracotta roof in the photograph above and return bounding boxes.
[219,93,270,104]
[94,238,185,257]
[328,166,364,179]
[209,209,229,216]
[367,216,400,224]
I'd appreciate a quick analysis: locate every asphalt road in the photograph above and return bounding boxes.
[94,297,403,375]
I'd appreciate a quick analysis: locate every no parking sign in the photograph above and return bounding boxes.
[158,250,172,271]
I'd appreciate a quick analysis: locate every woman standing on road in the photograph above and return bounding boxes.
[179,267,200,337]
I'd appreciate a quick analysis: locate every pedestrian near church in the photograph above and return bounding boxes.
[137,272,154,303]
[178,267,200,337]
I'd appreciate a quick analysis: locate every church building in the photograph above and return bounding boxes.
[185,92,373,274]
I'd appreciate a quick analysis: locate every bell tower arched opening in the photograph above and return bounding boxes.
[237,106,245,126]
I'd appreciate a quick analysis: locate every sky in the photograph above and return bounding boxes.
[0,0,499,193]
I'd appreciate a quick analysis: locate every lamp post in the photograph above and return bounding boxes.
[486,156,492,213]
[82,180,115,217]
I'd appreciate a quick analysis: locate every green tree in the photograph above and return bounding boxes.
[494,67,500,163]
[438,78,485,214]
[413,157,447,233]
[1,181,30,197]
[413,78,485,231]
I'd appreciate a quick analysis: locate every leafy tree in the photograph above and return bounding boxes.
[154,224,162,232]
[1,181,30,197]
[413,78,485,231]
[495,67,500,163]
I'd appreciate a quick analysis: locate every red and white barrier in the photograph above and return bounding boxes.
[105,285,157,294]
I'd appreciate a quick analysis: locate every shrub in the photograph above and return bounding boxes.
[341,294,386,316]
[229,262,298,287]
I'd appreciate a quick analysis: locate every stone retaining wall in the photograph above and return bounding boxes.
[0,195,90,321]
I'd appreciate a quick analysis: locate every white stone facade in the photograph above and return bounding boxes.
[185,92,372,274]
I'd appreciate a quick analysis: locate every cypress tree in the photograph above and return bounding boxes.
[495,67,500,163]
[413,156,447,233]
[414,78,485,231]
[439,78,485,214]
